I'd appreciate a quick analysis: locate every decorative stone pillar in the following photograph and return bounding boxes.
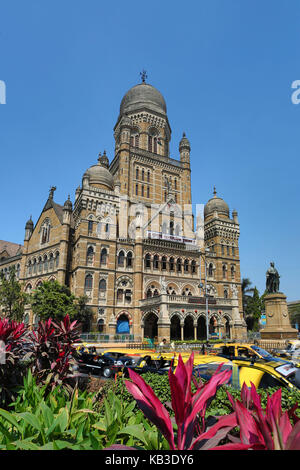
[260,293,298,340]
[157,293,171,343]
[230,284,247,340]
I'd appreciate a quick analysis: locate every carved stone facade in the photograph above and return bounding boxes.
[0,79,247,341]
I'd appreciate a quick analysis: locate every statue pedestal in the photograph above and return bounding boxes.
[260,293,298,340]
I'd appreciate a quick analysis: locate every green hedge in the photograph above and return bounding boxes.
[96,372,300,418]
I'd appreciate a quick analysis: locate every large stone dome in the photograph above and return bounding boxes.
[83,153,114,191]
[204,189,230,218]
[120,82,167,116]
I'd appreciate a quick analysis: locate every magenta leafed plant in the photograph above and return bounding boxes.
[124,353,300,450]
[30,314,80,393]
[226,383,300,450]
[0,318,28,350]
[0,318,30,407]
[125,352,245,450]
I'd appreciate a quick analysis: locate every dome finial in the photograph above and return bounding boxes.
[213,186,217,197]
[97,150,109,169]
[140,69,147,83]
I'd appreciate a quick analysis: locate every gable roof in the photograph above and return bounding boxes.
[42,197,64,224]
[0,240,23,259]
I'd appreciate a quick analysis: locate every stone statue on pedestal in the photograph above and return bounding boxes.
[266,262,280,294]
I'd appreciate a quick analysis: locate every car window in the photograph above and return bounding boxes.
[258,372,284,389]
[194,363,232,379]
[237,348,251,358]
[251,346,273,360]
[221,346,235,356]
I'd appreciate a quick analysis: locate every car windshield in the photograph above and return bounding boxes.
[251,345,274,359]
[275,364,300,389]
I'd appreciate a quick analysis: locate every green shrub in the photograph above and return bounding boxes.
[99,372,300,420]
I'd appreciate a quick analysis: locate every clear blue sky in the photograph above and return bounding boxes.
[1,0,300,301]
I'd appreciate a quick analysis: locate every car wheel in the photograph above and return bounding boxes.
[102,367,113,378]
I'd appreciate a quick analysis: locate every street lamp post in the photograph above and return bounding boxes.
[199,248,210,342]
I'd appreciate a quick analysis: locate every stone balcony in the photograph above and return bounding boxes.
[140,294,233,309]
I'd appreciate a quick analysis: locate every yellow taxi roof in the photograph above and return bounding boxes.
[102,348,155,356]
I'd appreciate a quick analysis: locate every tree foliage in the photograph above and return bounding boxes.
[30,281,93,330]
[244,286,263,331]
[30,280,78,322]
[0,267,30,321]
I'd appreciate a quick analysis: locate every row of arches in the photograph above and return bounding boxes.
[26,252,59,277]
[86,247,134,268]
[207,262,236,280]
[129,127,162,154]
[143,312,231,340]
[144,254,197,274]
[25,276,56,293]
[0,263,21,280]
[145,282,195,298]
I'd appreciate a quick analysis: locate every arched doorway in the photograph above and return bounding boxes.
[116,313,130,334]
[144,312,158,340]
[197,316,206,340]
[184,315,194,340]
[209,316,217,335]
[97,318,104,333]
[170,315,181,340]
[224,316,231,338]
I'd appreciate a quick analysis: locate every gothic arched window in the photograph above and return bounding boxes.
[100,248,107,265]
[41,219,51,244]
[145,253,151,269]
[191,260,196,274]
[84,274,93,290]
[126,251,133,268]
[99,279,107,297]
[177,258,182,272]
[86,246,94,266]
[118,250,125,267]
[184,259,189,273]
[153,254,159,270]
[43,255,48,272]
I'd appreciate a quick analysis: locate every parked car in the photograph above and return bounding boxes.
[209,342,292,365]
[193,356,300,391]
[74,352,115,378]
[113,354,174,377]
[271,340,300,364]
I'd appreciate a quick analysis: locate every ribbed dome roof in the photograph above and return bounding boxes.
[83,153,114,191]
[120,82,167,116]
[64,196,72,211]
[204,188,229,218]
[25,217,34,229]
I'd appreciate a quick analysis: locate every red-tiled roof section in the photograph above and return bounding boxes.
[0,240,23,258]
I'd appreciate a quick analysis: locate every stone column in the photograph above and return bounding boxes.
[194,322,197,340]
[180,321,184,341]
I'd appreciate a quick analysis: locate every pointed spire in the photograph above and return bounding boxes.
[49,186,56,200]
